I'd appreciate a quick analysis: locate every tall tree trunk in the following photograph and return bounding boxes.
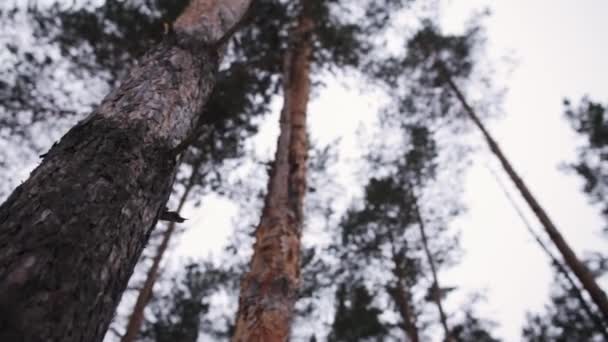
[487,166,608,338]
[0,2,252,341]
[232,3,312,341]
[121,157,204,342]
[438,62,608,322]
[387,231,420,342]
[410,192,454,342]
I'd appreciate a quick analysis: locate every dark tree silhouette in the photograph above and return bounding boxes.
[563,98,608,231]
[0,1,254,340]
[523,255,608,342]
[328,283,389,341]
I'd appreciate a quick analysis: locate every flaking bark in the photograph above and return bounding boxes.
[232,3,313,341]
[0,1,252,340]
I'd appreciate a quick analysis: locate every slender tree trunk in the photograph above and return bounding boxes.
[438,62,608,322]
[487,165,608,338]
[232,3,312,341]
[121,157,204,342]
[0,2,252,341]
[387,282,420,342]
[410,192,454,342]
[387,231,420,342]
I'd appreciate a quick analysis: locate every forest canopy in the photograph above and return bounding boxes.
[0,0,606,341]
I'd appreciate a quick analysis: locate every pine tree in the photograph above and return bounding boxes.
[328,283,389,341]
[451,308,500,342]
[563,98,608,231]
[232,0,412,338]
[384,21,608,323]
[83,1,287,339]
[325,73,502,339]
[0,1,254,340]
[522,255,608,342]
[0,0,280,198]
[488,165,608,338]
[2,1,285,339]
[330,126,460,341]
[232,2,313,339]
[137,261,232,342]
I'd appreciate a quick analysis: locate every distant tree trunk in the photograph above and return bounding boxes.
[387,281,420,342]
[387,231,420,342]
[0,1,253,341]
[232,3,312,341]
[410,192,454,342]
[487,165,608,338]
[121,157,204,342]
[439,63,608,322]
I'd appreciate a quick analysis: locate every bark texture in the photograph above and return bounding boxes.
[121,158,202,342]
[440,64,608,322]
[232,5,312,341]
[0,1,252,341]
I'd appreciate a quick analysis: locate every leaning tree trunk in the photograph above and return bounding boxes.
[121,156,204,342]
[0,1,252,341]
[410,191,454,342]
[487,166,608,338]
[232,4,312,341]
[438,62,608,322]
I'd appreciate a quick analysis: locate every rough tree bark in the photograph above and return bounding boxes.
[410,192,454,342]
[232,3,312,341]
[0,1,252,341]
[121,156,204,342]
[437,63,608,322]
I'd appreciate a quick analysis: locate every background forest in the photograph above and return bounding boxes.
[0,0,607,341]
